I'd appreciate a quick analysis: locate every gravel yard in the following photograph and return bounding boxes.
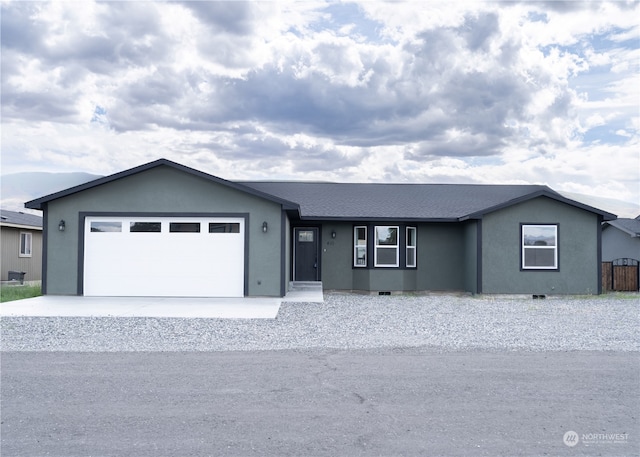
[1,292,638,352]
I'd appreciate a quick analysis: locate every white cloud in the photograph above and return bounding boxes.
[1,0,638,210]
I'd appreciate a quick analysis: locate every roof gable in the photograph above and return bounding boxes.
[24,159,299,211]
[461,188,617,221]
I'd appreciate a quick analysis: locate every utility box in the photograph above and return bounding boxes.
[8,271,26,284]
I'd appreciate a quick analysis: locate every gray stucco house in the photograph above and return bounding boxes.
[25,159,616,297]
[1,209,43,283]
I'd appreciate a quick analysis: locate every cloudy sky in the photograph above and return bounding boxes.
[1,1,639,207]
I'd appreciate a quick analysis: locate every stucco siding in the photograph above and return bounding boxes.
[1,227,43,281]
[462,220,479,294]
[44,165,284,296]
[349,268,416,292]
[319,222,466,292]
[365,269,417,292]
[416,223,465,291]
[481,196,600,295]
[602,226,640,261]
[320,222,354,290]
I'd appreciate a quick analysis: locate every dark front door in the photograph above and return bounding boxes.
[294,227,319,281]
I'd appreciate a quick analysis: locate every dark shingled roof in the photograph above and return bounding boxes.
[23,159,617,221]
[242,181,613,221]
[0,209,43,228]
[604,218,640,237]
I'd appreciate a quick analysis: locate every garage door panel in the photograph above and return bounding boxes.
[84,217,245,297]
[87,272,241,297]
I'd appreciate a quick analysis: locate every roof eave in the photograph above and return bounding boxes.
[0,222,43,230]
[297,216,460,222]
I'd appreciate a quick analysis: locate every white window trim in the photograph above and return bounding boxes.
[374,226,399,267]
[406,226,417,268]
[353,226,367,267]
[522,224,558,270]
[19,232,32,257]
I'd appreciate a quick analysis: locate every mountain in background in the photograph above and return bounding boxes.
[1,172,102,213]
[558,191,639,220]
[1,171,638,218]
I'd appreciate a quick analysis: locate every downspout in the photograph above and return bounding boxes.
[476,219,483,294]
[41,204,48,295]
[77,213,85,295]
[280,210,287,297]
[597,215,603,295]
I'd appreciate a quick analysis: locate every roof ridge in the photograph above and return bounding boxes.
[242,181,549,186]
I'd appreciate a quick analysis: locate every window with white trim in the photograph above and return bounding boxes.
[406,227,417,267]
[522,224,558,269]
[353,226,367,267]
[375,226,399,267]
[19,232,32,257]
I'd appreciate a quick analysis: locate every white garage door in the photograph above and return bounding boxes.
[83,216,245,297]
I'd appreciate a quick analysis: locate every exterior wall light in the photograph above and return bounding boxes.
[58,220,66,232]
[262,221,268,233]
[331,231,337,239]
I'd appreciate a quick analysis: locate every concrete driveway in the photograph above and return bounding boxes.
[0,286,323,319]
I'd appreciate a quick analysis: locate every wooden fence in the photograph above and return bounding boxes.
[602,258,639,292]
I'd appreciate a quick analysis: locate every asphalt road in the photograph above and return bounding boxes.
[1,349,638,457]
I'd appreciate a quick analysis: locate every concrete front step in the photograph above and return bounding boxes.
[284,282,324,302]
[288,281,323,291]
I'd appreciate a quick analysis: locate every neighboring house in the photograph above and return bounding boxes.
[25,159,616,297]
[601,216,640,292]
[1,209,43,283]
[602,216,640,262]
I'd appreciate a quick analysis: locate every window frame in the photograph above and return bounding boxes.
[406,226,417,268]
[130,222,162,233]
[209,223,240,233]
[353,226,367,267]
[297,229,315,242]
[169,222,201,233]
[521,224,559,270]
[374,225,399,267]
[90,221,122,233]
[19,232,32,257]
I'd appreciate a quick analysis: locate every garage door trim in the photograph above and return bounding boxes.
[78,212,250,296]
